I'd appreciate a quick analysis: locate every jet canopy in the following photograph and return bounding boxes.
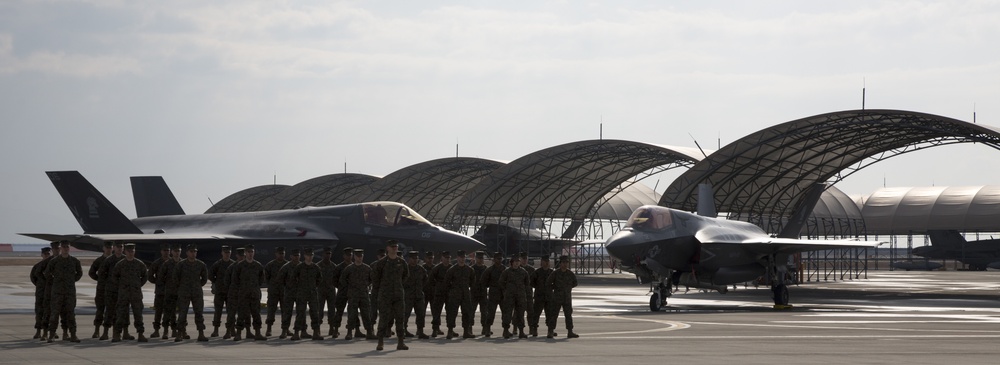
[362,202,432,227]
[625,205,675,232]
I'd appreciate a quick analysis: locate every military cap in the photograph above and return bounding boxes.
[244,244,255,250]
[186,244,198,251]
[289,248,301,255]
[456,250,466,256]
[323,247,332,253]
[60,240,70,246]
[353,248,365,255]
[235,247,246,254]
[492,252,503,259]
[376,248,386,255]
[343,247,354,254]
[50,241,60,248]
[540,255,550,262]
[160,243,170,251]
[440,250,451,257]
[221,245,231,252]
[518,251,527,257]
[408,251,420,257]
[41,247,51,254]
[386,239,399,246]
[425,251,434,256]
[275,246,285,253]
[124,243,136,250]
[475,251,486,258]
[103,241,113,248]
[558,255,570,263]
[169,243,181,251]
[302,247,314,254]
[112,241,123,247]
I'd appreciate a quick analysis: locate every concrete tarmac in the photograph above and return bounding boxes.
[2,261,999,364]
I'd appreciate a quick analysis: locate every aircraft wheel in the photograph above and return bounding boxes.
[772,284,789,306]
[649,292,664,312]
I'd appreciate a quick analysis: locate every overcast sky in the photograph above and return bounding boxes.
[2,0,999,243]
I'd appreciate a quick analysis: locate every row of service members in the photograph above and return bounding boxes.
[29,240,578,350]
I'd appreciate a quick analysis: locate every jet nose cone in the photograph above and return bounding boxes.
[443,229,487,253]
[604,231,634,261]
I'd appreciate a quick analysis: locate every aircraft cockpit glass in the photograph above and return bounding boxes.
[625,206,674,231]
[363,202,432,228]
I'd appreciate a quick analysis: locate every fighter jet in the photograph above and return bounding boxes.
[604,201,881,311]
[913,230,1000,271]
[20,171,484,263]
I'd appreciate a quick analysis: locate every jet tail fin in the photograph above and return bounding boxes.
[696,183,718,218]
[46,171,142,234]
[131,176,185,217]
[928,230,966,246]
[777,183,826,239]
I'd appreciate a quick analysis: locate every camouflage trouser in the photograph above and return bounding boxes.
[161,293,178,329]
[226,289,241,328]
[500,291,526,330]
[265,286,283,326]
[529,296,551,329]
[103,289,125,328]
[153,289,165,330]
[296,291,322,331]
[484,288,502,329]
[472,292,487,328]
[33,288,45,330]
[48,292,77,332]
[524,289,534,322]
[177,292,206,332]
[370,293,379,324]
[377,294,405,338]
[212,290,228,328]
[346,294,372,331]
[330,290,349,329]
[44,288,67,331]
[116,287,144,332]
[93,283,106,327]
[430,291,447,328]
[445,290,474,330]
[403,295,426,332]
[317,288,335,326]
[547,298,573,330]
[280,289,298,331]
[238,289,262,330]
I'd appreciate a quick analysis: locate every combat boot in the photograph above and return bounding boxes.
[567,330,579,338]
[265,324,272,337]
[124,327,135,340]
[354,328,363,339]
[62,328,69,341]
[312,329,323,341]
[138,333,148,342]
[47,331,55,343]
[546,328,555,338]
[112,328,122,343]
[405,329,414,338]
[33,328,41,339]
[233,328,242,341]
[502,328,512,339]
[92,326,100,338]
[245,328,253,340]
[376,336,384,351]
[170,327,177,339]
[518,328,528,339]
[210,326,219,337]
[278,328,288,339]
[69,330,80,343]
[100,326,109,341]
[328,327,334,337]
[254,328,267,341]
[198,330,208,342]
[343,330,353,341]
[174,329,185,342]
[161,325,170,340]
[397,337,409,350]
[331,328,339,339]
[447,328,457,339]
[463,327,476,339]
[151,325,160,338]
[529,326,538,337]
[365,329,378,340]
[290,329,300,340]
[223,326,233,339]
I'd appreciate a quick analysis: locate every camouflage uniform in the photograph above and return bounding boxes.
[403,260,427,336]
[45,254,83,335]
[88,253,108,330]
[157,258,181,332]
[317,257,337,331]
[294,262,324,333]
[480,261,505,335]
[429,260,452,334]
[444,263,475,336]
[263,257,287,332]
[328,259,350,334]
[528,265,554,334]
[209,258,235,333]
[521,263,536,322]
[547,268,578,333]
[339,262,373,334]
[498,265,529,335]
[234,259,266,332]
[421,257,435,317]
[30,254,50,335]
[99,254,125,331]
[175,258,209,336]
[148,254,167,334]
[372,256,408,339]
[277,260,300,334]
[112,258,148,334]
[471,261,488,330]
[224,259,244,334]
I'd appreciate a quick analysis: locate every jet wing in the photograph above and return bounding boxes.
[19,232,337,244]
[734,237,883,255]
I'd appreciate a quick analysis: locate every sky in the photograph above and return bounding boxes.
[2,0,999,243]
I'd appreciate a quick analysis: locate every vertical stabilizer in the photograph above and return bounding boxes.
[927,230,966,247]
[778,183,827,239]
[131,176,185,217]
[46,171,142,234]
[696,183,718,218]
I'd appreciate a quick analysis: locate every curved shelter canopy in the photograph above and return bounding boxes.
[662,109,1000,233]
[454,140,704,227]
[591,183,661,220]
[859,186,1000,234]
[205,184,289,213]
[263,173,379,210]
[363,157,505,225]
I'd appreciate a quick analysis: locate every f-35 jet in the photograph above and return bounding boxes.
[20,171,484,262]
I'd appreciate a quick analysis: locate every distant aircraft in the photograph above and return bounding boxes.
[20,171,484,263]
[913,230,1000,271]
[889,260,944,271]
[604,185,881,311]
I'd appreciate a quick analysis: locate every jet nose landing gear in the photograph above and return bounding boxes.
[649,282,670,312]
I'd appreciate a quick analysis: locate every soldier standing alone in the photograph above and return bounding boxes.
[111,243,148,342]
[45,241,82,343]
[174,244,209,342]
[371,240,409,351]
[547,255,579,338]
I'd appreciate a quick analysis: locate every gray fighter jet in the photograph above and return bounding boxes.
[20,171,484,263]
[913,230,1000,271]
[604,204,881,310]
